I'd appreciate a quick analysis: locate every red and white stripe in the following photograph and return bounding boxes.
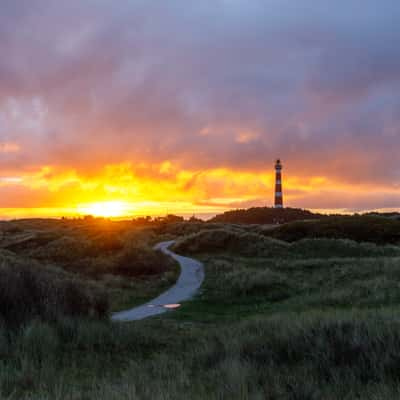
[274,159,283,208]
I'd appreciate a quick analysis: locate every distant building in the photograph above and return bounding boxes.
[274,159,283,208]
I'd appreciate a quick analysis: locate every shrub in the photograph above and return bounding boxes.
[210,207,322,224]
[90,233,124,253]
[267,216,400,245]
[173,229,400,259]
[173,228,289,256]
[0,252,109,328]
[28,236,93,262]
[20,321,59,364]
[290,238,400,258]
[0,324,9,359]
[113,244,172,277]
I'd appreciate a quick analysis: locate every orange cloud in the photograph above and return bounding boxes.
[1,161,399,219]
[0,142,20,153]
[0,1,399,218]
[235,131,259,144]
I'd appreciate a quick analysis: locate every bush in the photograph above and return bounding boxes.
[173,228,289,256]
[268,216,400,245]
[90,233,124,252]
[20,321,59,364]
[173,228,400,259]
[0,252,109,328]
[28,236,93,262]
[113,244,172,277]
[290,238,400,258]
[210,207,322,224]
[0,324,9,359]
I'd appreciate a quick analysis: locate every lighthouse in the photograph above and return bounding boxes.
[274,159,283,208]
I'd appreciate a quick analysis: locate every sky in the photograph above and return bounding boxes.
[1,0,400,218]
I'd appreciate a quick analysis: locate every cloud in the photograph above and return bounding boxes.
[0,0,399,212]
[0,142,20,153]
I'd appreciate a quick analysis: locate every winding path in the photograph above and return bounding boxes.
[112,241,204,322]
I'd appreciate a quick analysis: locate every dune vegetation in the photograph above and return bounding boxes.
[1,215,400,399]
[0,250,108,328]
[173,226,400,258]
[209,206,322,224]
[0,218,179,314]
[267,215,400,244]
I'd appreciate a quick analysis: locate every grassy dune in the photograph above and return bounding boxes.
[0,250,108,328]
[3,311,400,399]
[0,219,179,314]
[268,215,400,244]
[1,217,400,399]
[173,227,400,258]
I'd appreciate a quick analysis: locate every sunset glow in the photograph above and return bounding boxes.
[76,201,132,218]
[1,161,398,220]
[0,1,399,218]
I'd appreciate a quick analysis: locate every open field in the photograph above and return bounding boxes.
[1,215,400,399]
[0,218,179,313]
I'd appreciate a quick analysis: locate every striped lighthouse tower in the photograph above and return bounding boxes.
[274,159,283,208]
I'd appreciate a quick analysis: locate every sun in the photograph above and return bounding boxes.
[77,201,130,218]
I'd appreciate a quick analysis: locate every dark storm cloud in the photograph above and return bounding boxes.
[0,0,399,192]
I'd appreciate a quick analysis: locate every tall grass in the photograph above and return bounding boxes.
[0,251,109,328]
[268,215,400,245]
[2,219,400,399]
[199,252,400,310]
[22,228,175,280]
[173,228,400,258]
[2,311,400,399]
[1,220,179,321]
[173,228,289,256]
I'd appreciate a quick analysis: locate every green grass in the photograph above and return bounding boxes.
[3,310,400,399]
[105,262,180,311]
[2,219,400,399]
[209,206,321,224]
[267,215,400,244]
[164,253,400,323]
[0,250,109,328]
[0,220,180,317]
[173,227,400,258]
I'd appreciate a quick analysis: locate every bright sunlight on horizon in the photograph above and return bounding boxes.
[1,1,399,218]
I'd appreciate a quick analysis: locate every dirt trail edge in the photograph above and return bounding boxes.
[112,240,204,322]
